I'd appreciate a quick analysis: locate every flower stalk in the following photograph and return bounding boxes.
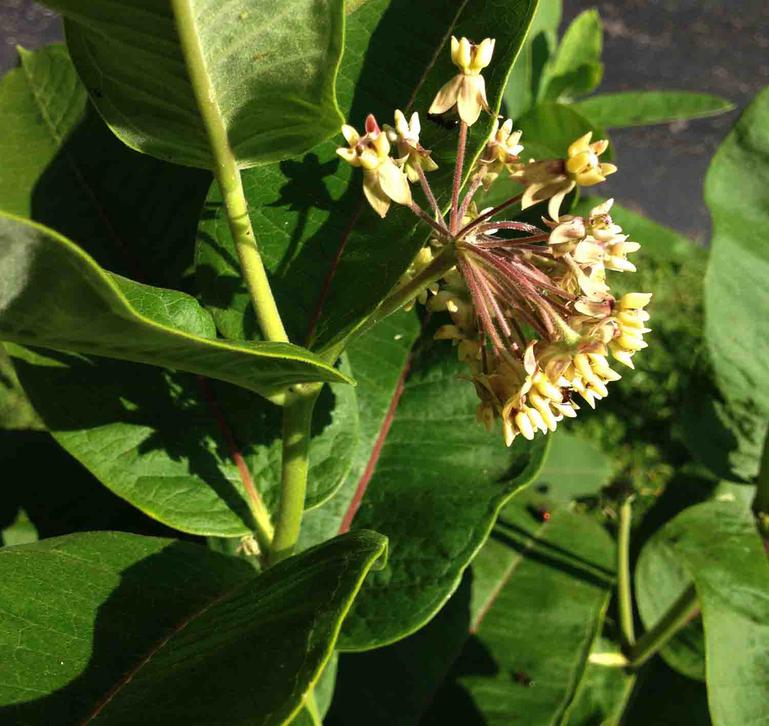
[617,496,635,648]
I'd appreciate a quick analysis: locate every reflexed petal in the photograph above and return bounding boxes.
[457,77,484,125]
[378,158,412,205]
[341,124,359,145]
[362,173,392,218]
[429,75,463,115]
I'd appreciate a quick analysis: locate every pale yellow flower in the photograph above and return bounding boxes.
[383,110,438,183]
[429,36,495,125]
[336,114,412,218]
[513,132,617,220]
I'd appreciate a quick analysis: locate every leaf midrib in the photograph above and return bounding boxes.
[82,575,253,722]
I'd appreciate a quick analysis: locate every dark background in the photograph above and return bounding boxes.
[2,0,768,241]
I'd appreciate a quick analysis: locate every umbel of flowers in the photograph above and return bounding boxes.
[337,36,651,447]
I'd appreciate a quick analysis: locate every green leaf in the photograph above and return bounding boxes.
[535,430,613,502]
[574,91,735,129]
[0,530,386,724]
[636,527,705,680]
[635,499,769,725]
[10,343,357,537]
[38,0,344,168]
[0,213,350,396]
[298,309,421,550]
[328,494,615,723]
[0,345,42,430]
[561,635,636,725]
[542,9,603,102]
[196,0,539,351]
[688,87,769,480]
[502,0,563,120]
[0,44,211,287]
[336,342,547,650]
[517,102,610,159]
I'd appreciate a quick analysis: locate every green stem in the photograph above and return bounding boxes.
[753,423,769,536]
[617,498,635,648]
[627,584,699,668]
[367,244,457,327]
[171,0,287,343]
[269,385,321,564]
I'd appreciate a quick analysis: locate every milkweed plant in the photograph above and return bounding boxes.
[0,2,767,725]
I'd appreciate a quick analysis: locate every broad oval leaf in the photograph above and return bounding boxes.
[39,0,344,168]
[196,0,539,351]
[10,344,357,537]
[635,499,769,725]
[328,493,616,723]
[335,339,548,650]
[635,528,706,680]
[0,213,350,396]
[574,91,735,129]
[688,87,769,480]
[0,530,386,725]
[0,44,211,287]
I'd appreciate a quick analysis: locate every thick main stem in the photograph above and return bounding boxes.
[617,498,635,648]
[269,385,321,565]
[627,584,699,668]
[172,0,287,344]
[450,122,468,233]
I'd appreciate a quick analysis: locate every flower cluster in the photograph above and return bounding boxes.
[336,36,652,446]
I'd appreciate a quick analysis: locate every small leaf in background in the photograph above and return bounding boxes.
[197,0,539,352]
[635,499,769,724]
[686,87,769,480]
[0,530,386,725]
[516,102,609,159]
[39,0,344,168]
[541,9,603,102]
[503,0,563,120]
[328,493,615,724]
[0,508,38,547]
[574,90,735,129]
[336,342,547,650]
[0,214,350,396]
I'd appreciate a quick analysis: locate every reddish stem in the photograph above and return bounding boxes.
[450,121,468,233]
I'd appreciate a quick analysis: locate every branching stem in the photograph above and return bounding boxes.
[458,193,523,238]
